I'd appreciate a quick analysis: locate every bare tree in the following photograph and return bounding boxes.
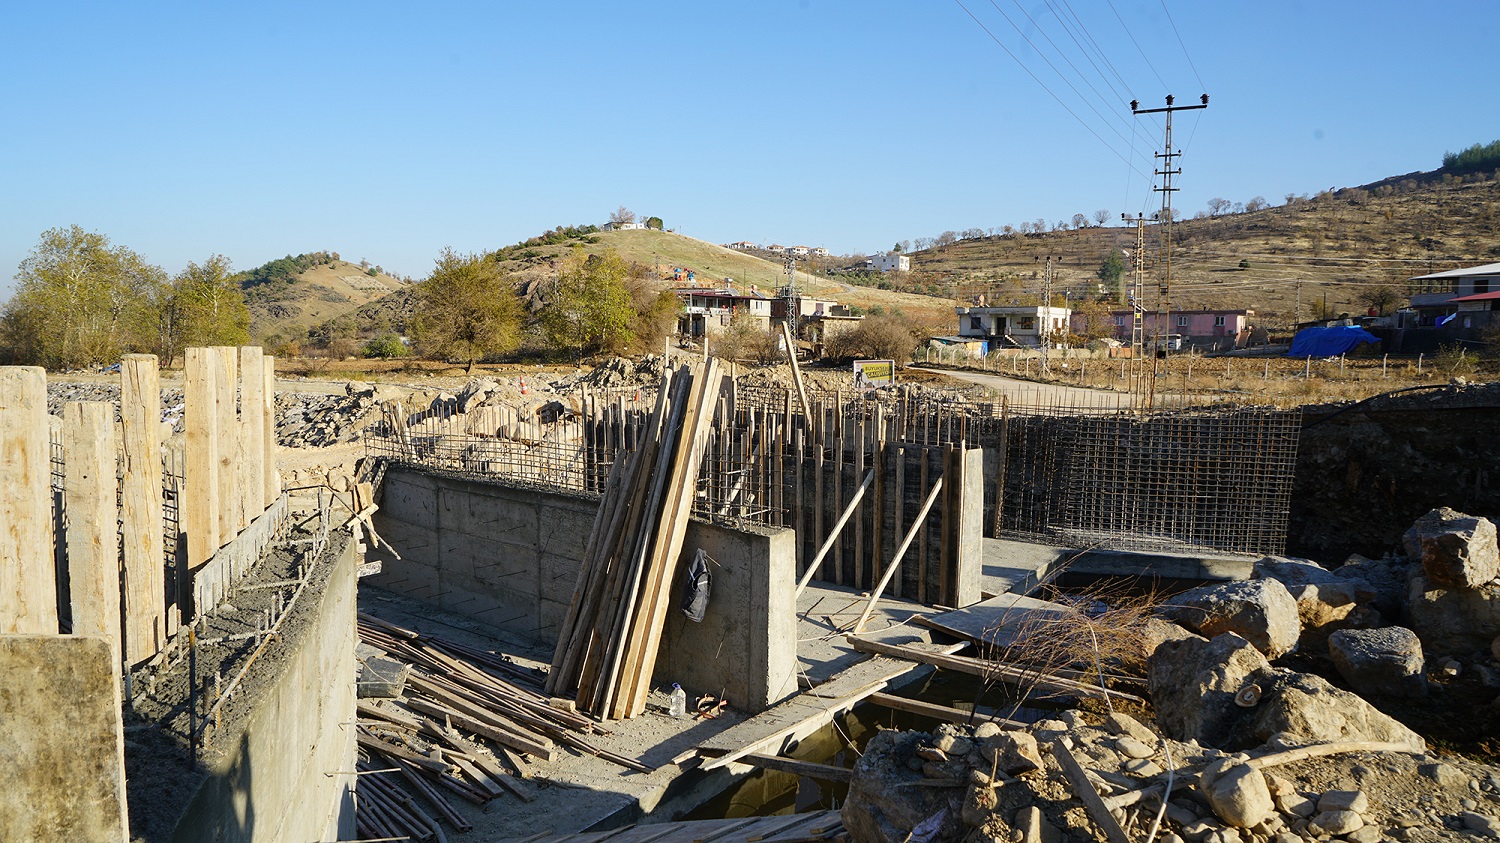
[609,206,636,226]
[1071,213,1089,230]
[1206,197,1232,217]
[1245,196,1269,212]
[1092,209,1111,227]
[1356,285,1403,316]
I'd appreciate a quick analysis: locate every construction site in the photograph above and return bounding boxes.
[4,343,1500,843]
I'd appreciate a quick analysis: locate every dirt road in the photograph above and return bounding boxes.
[925,366,1131,409]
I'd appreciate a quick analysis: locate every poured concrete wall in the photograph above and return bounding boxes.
[369,468,799,710]
[169,533,358,843]
[0,634,128,842]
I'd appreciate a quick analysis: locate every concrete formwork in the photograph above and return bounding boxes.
[368,467,801,711]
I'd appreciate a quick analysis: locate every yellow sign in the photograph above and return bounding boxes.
[853,359,895,385]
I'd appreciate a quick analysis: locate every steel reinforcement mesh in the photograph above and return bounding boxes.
[997,405,1300,557]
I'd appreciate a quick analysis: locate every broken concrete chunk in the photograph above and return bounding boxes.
[1161,579,1301,660]
[1328,626,1428,698]
[356,655,409,698]
[1246,670,1426,752]
[1200,759,1274,828]
[1403,507,1500,589]
[1148,633,1270,748]
[1253,555,1337,588]
[1291,581,1379,647]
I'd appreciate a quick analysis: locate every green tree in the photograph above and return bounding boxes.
[1,225,166,369]
[159,254,250,365]
[541,249,634,361]
[1097,248,1127,294]
[412,248,522,373]
[644,216,664,230]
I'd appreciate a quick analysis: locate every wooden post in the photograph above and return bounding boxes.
[213,347,238,543]
[0,366,56,634]
[854,476,944,634]
[795,470,875,597]
[780,321,812,421]
[63,402,122,670]
[263,355,277,507]
[185,348,220,580]
[239,347,265,523]
[120,355,166,663]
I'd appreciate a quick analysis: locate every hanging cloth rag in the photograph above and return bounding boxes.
[681,549,712,622]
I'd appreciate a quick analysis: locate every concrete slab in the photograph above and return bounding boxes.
[982,537,1254,593]
[795,581,943,685]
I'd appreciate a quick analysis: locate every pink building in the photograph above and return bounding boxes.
[1092,308,1255,350]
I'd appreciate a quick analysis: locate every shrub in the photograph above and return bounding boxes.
[363,334,408,359]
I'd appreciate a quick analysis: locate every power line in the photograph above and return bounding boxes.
[1105,0,1169,90]
[1051,0,1134,98]
[1158,0,1205,91]
[997,0,1135,139]
[951,0,1154,180]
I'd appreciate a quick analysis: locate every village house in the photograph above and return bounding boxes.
[722,241,758,251]
[1099,308,1255,351]
[1407,261,1500,328]
[867,252,910,273]
[954,300,1071,350]
[674,286,774,338]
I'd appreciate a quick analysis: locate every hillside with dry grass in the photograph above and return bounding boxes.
[903,169,1500,330]
[242,254,407,343]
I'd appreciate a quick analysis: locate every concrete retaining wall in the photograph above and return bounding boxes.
[369,468,798,711]
[168,533,359,843]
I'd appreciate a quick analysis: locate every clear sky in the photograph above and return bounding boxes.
[2,1,1496,295]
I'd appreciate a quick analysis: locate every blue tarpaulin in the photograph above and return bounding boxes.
[1288,326,1381,357]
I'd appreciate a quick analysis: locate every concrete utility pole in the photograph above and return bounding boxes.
[1132,93,1208,407]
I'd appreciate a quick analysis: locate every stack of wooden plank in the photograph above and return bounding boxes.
[547,360,725,719]
[355,614,655,840]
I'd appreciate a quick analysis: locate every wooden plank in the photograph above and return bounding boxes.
[852,416,864,590]
[853,476,943,634]
[696,642,965,770]
[740,753,852,784]
[916,449,929,604]
[0,366,54,634]
[871,407,885,600]
[184,348,220,577]
[893,444,904,599]
[865,692,1024,730]
[780,321,812,421]
[794,470,873,598]
[813,419,824,580]
[63,401,121,671]
[262,355,277,508]
[238,347,265,525]
[938,444,953,606]
[912,592,1080,652]
[211,347,238,544]
[1052,743,1131,843]
[120,354,167,659]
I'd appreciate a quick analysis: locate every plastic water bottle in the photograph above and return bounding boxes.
[668,683,687,718]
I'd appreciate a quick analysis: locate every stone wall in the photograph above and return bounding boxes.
[368,468,799,711]
[1291,393,1500,562]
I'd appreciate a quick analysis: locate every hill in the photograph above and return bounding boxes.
[498,228,951,319]
[905,168,1500,329]
[239,252,407,342]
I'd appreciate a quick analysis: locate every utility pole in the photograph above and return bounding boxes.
[1041,255,1053,376]
[783,254,799,341]
[1132,94,1208,406]
[1122,213,1149,406]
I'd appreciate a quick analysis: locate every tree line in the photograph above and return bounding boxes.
[0,223,684,372]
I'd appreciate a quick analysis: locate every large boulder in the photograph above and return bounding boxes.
[1254,555,1338,588]
[1405,572,1500,656]
[1161,579,1301,659]
[1246,670,1425,752]
[1149,633,1271,748]
[1148,632,1426,752]
[1402,507,1500,590]
[1291,581,1380,648]
[1332,554,1408,620]
[1328,626,1428,699]
[843,730,966,843]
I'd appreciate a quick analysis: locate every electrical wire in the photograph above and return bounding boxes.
[1104,0,1169,90]
[997,0,1136,140]
[1159,0,1205,92]
[951,0,1154,181]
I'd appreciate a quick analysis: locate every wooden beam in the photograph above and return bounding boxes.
[262,355,278,507]
[1052,742,1131,843]
[853,476,943,634]
[63,401,121,672]
[794,469,874,597]
[213,346,238,543]
[184,348,220,577]
[741,753,852,783]
[120,354,167,660]
[865,692,1024,730]
[0,366,56,634]
[780,321,811,421]
[238,346,265,525]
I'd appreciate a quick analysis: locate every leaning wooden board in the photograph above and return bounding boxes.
[913,591,1080,652]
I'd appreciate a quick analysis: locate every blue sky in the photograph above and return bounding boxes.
[2,1,1496,295]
